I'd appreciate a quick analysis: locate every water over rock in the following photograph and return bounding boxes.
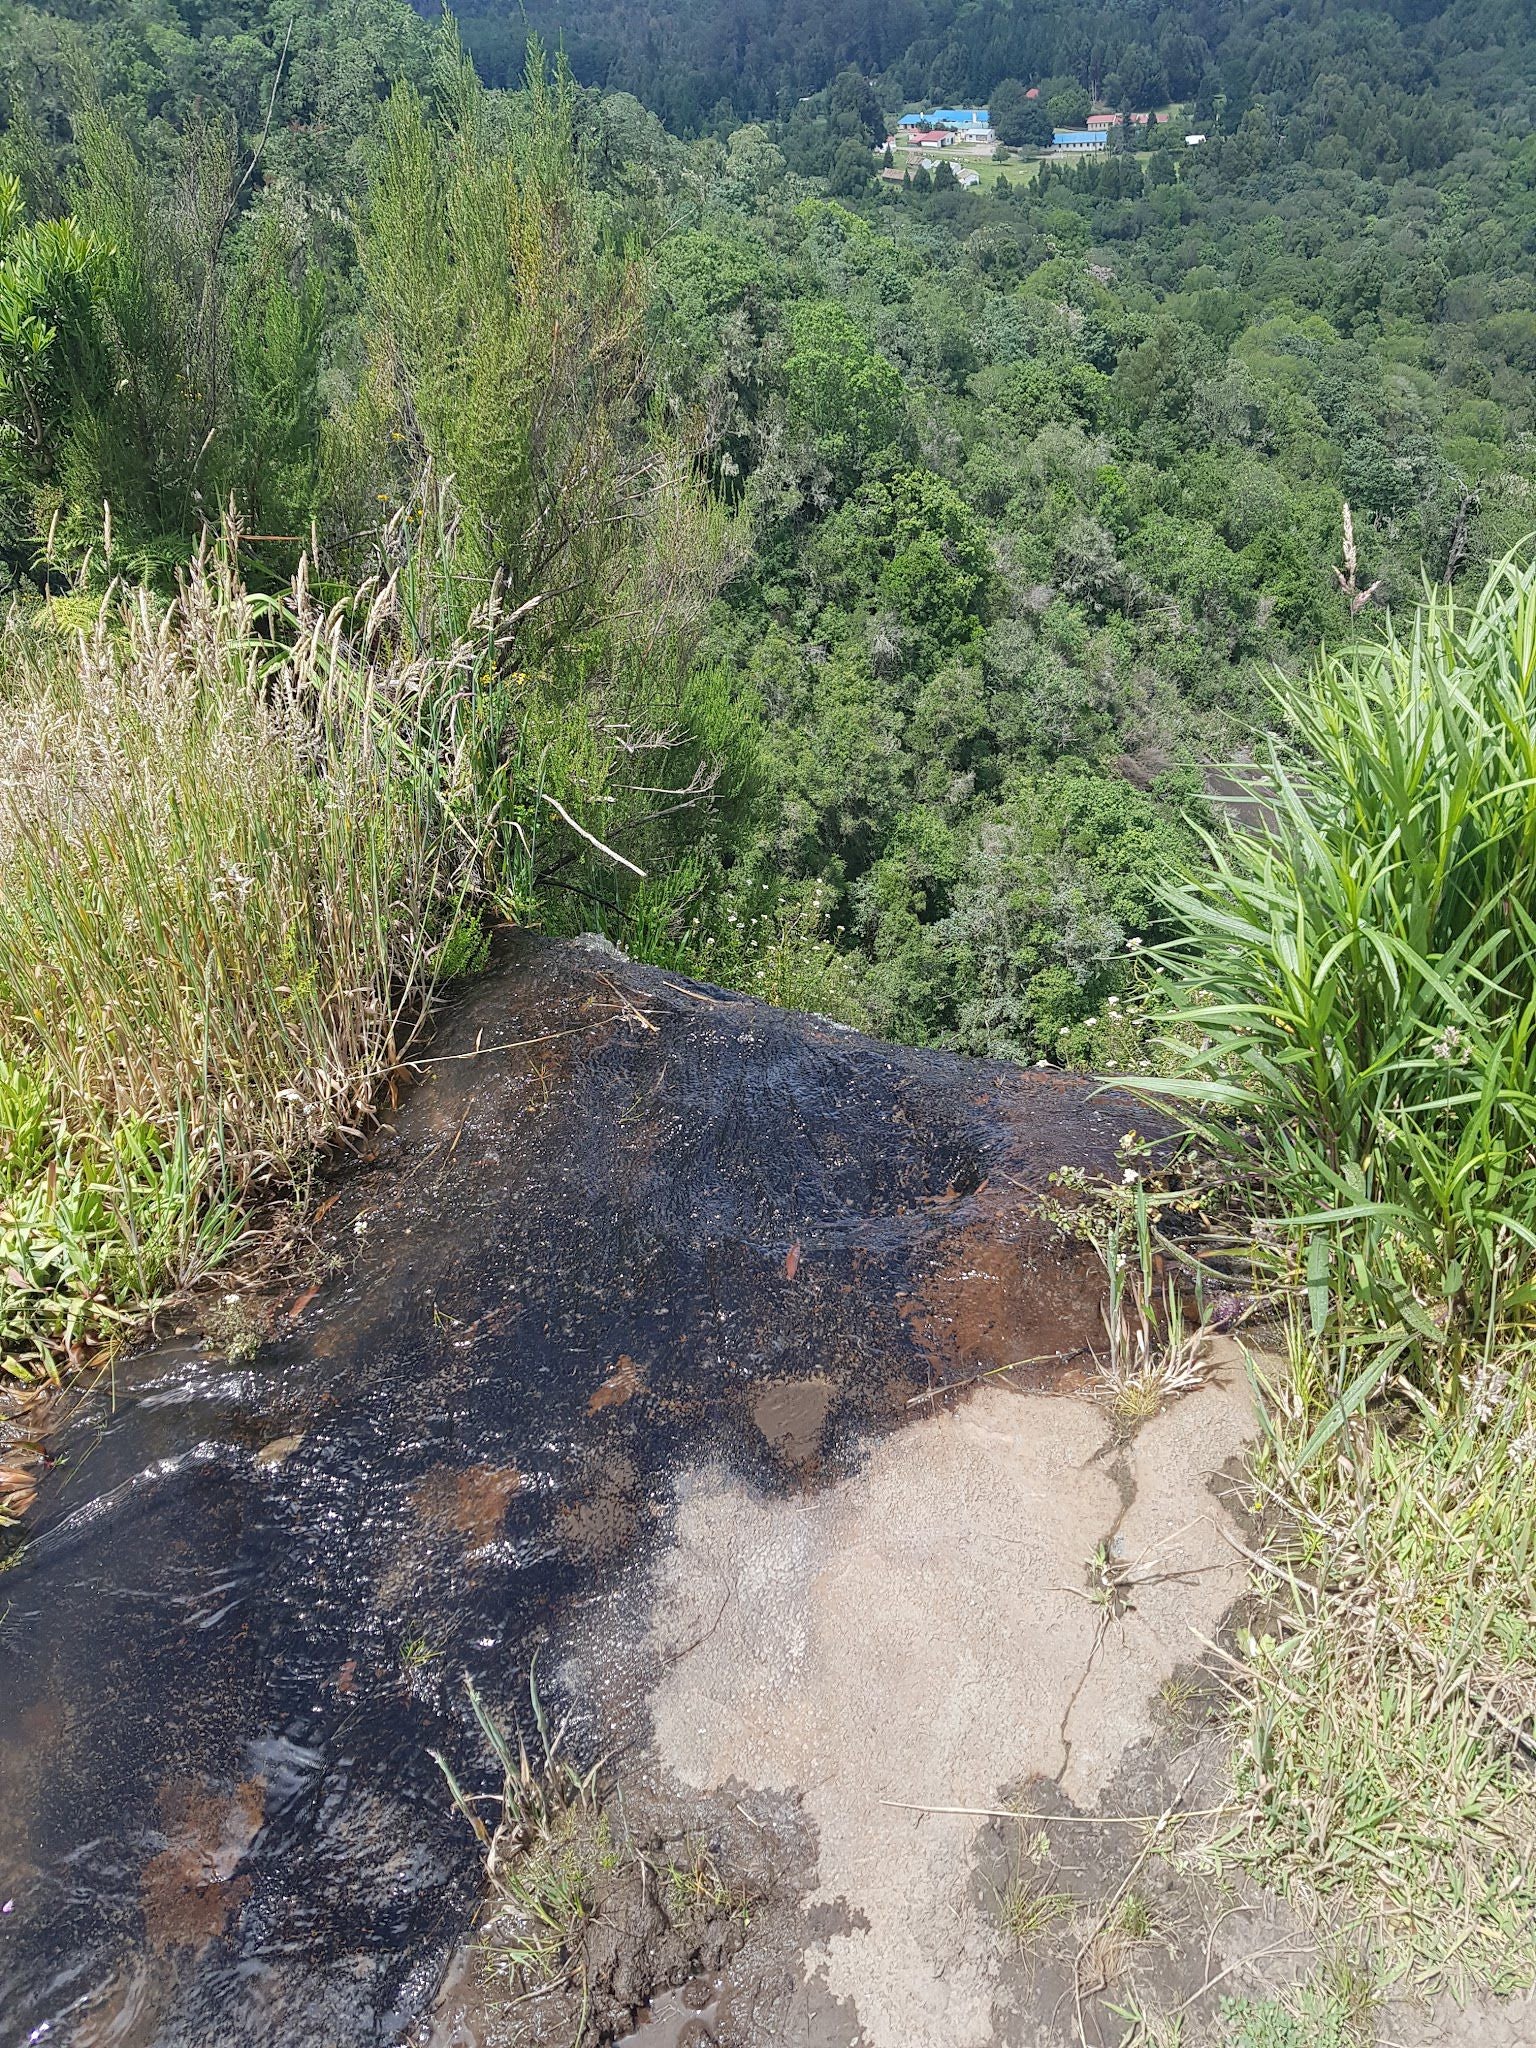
[0,940,1142,2046]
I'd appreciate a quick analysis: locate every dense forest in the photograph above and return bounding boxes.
[6,0,1536,1065]
[444,0,1536,140]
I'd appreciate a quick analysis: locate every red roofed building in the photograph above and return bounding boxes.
[1087,110,1161,127]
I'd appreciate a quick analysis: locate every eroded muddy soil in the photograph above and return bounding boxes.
[0,940,1145,2048]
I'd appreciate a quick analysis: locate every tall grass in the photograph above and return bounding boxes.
[1230,1339,1536,1992]
[1153,552,1536,1389]
[0,536,502,1378]
[1149,553,1536,1992]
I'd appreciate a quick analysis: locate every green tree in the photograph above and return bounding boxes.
[1041,75,1091,131]
[782,299,906,486]
[829,136,874,195]
[339,38,672,636]
[0,172,106,574]
[989,78,1033,147]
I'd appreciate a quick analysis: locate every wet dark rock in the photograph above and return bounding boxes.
[0,939,1141,2047]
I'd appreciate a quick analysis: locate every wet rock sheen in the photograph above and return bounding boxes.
[0,940,1135,2047]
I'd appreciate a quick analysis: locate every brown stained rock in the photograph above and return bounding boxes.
[751,1377,834,1468]
[140,1777,265,1951]
[555,1452,641,1562]
[901,1193,1105,1387]
[589,1356,646,1415]
[411,1464,524,1549]
[0,1695,64,1888]
[253,1432,305,1469]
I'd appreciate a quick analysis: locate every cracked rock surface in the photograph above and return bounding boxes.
[636,1363,1256,2048]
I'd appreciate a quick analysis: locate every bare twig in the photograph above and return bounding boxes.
[539,792,649,877]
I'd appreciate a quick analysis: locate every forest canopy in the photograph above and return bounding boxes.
[2,0,1536,1060]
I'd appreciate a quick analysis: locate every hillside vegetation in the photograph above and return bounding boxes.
[3,0,1536,2013]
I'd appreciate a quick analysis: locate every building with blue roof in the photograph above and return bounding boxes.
[899,107,991,130]
[1053,128,1107,150]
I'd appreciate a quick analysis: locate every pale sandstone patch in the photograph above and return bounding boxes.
[645,1363,1255,2048]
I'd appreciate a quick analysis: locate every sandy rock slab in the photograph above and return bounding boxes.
[642,1368,1256,2048]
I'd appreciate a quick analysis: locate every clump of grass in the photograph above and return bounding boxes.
[1106,1998,1185,2047]
[399,1630,445,1673]
[1219,1956,1376,2047]
[1090,1180,1214,1426]
[656,1837,740,1926]
[1157,1672,1201,1717]
[1228,1351,1536,1991]
[201,1290,271,1364]
[997,1873,1076,1949]
[0,1052,242,1374]
[0,532,512,1381]
[1151,551,1536,1392]
[432,1663,607,1999]
[1112,1889,1153,1941]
